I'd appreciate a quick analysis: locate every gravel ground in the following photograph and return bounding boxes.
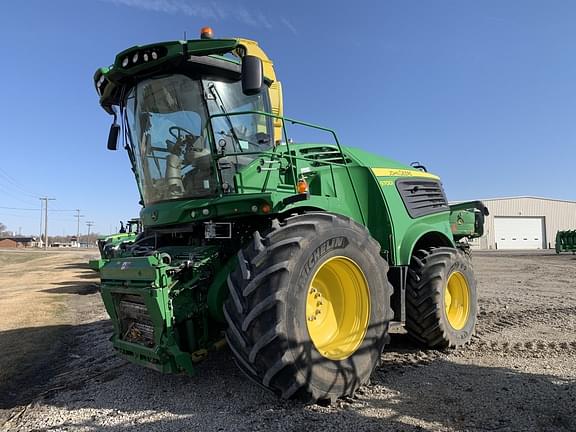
[1,250,575,432]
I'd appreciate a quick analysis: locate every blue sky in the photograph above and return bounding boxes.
[1,0,575,236]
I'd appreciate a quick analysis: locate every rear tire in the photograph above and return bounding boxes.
[224,212,393,403]
[405,247,477,348]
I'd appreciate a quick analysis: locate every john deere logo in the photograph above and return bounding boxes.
[151,210,158,221]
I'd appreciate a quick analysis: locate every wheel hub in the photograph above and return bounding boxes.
[444,271,470,330]
[305,256,370,360]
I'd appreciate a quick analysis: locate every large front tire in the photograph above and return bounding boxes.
[224,213,393,403]
[405,247,477,348]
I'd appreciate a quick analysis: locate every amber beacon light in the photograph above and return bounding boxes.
[200,27,214,39]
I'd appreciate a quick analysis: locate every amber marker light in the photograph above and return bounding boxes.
[297,178,309,194]
[261,203,271,214]
[200,27,213,39]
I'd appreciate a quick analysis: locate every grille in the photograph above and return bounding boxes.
[117,295,155,347]
[299,146,349,165]
[396,179,449,218]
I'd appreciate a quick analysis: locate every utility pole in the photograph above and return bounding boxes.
[40,197,55,250]
[39,200,43,245]
[86,221,95,248]
[74,209,84,247]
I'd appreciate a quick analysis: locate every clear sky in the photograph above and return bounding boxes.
[1,0,575,237]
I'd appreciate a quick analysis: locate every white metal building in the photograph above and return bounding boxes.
[468,197,576,250]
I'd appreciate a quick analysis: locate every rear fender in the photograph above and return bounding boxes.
[398,224,454,265]
[449,201,489,240]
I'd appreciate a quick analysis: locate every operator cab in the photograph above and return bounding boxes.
[124,73,272,205]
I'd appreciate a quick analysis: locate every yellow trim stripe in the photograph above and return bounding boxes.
[371,168,440,180]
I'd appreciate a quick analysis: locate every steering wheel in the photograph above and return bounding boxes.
[167,126,205,157]
[169,126,197,142]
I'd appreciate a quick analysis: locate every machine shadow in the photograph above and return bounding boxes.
[3,319,573,431]
[0,323,76,409]
[54,262,95,271]
[42,283,100,295]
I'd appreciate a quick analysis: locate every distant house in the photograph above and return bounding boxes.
[0,238,19,248]
[51,242,74,248]
[0,237,41,248]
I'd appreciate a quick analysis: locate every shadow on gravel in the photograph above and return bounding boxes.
[54,262,95,271]
[370,360,575,431]
[0,324,74,409]
[51,270,100,280]
[42,283,100,295]
[4,325,573,432]
[0,320,116,417]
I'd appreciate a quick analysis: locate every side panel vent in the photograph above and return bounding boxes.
[299,146,350,165]
[396,179,449,218]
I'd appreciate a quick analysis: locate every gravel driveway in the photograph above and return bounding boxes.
[1,250,575,432]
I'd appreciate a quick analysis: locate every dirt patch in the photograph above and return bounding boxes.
[0,250,52,267]
[1,250,575,431]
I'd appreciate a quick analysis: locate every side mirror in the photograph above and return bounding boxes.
[241,55,263,95]
[107,123,120,150]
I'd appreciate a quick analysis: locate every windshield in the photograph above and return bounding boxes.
[124,74,272,204]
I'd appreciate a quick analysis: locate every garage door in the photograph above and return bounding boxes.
[494,217,544,250]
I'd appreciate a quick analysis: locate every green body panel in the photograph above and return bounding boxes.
[88,258,105,271]
[138,141,457,266]
[99,248,224,374]
[140,192,274,227]
[94,37,487,376]
[100,232,137,244]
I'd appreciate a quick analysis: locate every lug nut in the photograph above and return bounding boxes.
[315,309,321,315]
[317,301,323,307]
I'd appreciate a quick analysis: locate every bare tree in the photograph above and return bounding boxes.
[0,222,8,237]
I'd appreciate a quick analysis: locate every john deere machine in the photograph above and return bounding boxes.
[89,218,142,271]
[93,28,487,402]
[556,230,576,254]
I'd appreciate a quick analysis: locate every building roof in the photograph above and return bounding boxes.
[0,237,37,242]
[478,196,576,204]
[452,196,576,205]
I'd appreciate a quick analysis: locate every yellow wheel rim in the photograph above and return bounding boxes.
[305,256,370,360]
[444,271,470,330]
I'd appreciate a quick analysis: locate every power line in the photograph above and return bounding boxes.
[0,206,40,211]
[0,212,40,219]
[0,206,76,212]
[0,167,42,199]
[0,183,39,206]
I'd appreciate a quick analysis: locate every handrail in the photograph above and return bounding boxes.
[207,110,366,224]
